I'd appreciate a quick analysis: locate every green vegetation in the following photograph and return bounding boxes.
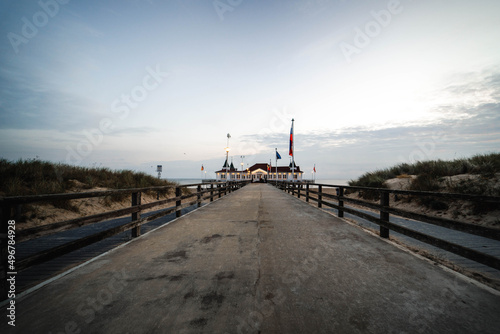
[0,158,177,197]
[348,153,500,196]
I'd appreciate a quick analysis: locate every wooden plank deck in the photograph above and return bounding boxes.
[2,184,500,333]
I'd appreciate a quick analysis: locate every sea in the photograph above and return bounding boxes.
[167,178,349,186]
[315,179,349,186]
[167,178,206,186]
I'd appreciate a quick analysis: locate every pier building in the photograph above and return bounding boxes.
[215,161,304,182]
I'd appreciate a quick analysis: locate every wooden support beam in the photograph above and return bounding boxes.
[380,192,390,238]
[131,192,141,237]
[318,185,322,208]
[338,187,344,218]
[197,185,202,208]
[176,187,182,218]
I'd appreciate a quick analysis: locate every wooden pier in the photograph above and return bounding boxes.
[1,183,500,333]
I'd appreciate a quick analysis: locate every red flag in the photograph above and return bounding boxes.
[289,125,293,156]
[313,166,316,173]
[201,165,204,171]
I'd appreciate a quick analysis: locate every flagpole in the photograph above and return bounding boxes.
[225,133,231,180]
[269,159,271,183]
[275,148,278,185]
[291,118,295,182]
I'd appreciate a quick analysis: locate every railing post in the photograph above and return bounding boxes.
[218,184,222,198]
[197,185,202,208]
[131,192,141,237]
[297,184,301,198]
[306,184,309,202]
[1,204,14,301]
[338,187,344,218]
[292,183,295,196]
[380,191,390,238]
[176,187,182,218]
[224,182,228,195]
[318,185,322,208]
[210,184,214,202]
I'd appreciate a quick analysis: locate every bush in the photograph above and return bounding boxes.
[410,174,440,192]
[0,158,177,197]
[348,173,387,188]
[349,153,500,190]
[52,200,80,213]
[419,197,449,211]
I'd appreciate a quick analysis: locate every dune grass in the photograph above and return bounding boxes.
[0,158,177,197]
[348,153,500,195]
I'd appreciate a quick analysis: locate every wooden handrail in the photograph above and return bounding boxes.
[0,180,251,299]
[307,182,500,203]
[273,181,500,271]
[0,182,242,205]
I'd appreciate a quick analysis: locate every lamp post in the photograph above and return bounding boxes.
[240,155,245,171]
[225,133,231,180]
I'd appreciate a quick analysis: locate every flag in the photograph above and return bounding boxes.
[267,164,270,171]
[276,151,282,160]
[313,165,316,173]
[289,124,293,156]
[201,165,204,171]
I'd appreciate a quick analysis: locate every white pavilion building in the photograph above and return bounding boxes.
[215,161,304,182]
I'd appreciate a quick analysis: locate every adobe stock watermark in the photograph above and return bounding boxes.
[65,64,169,165]
[233,239,333,333]
[406,275,481,333]
[339,0,403,63]
[7,0,70,54]
[231,106,294,168]
[213,0,244,21]
[397,131,446,164]
[48,269,129,334]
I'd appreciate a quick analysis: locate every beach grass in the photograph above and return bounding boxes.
[348,153,500,196]
[0,158,178,197]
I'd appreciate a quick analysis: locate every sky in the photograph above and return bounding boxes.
[1,0,499,181]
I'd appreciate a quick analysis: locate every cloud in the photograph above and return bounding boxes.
[0,56,109,131]
[238,94,500,179]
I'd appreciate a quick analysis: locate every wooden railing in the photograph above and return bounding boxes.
[273,181,500,271]
[0,180,250,298]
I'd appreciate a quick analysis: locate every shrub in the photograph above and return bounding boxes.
[410,174,440,192]
[0,159,177,197]
[52,200,80,213]
[420,198,449,211]
[349,153,500,192]
[348,173,387,188]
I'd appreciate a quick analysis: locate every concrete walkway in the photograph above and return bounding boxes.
[2,184,500,333]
